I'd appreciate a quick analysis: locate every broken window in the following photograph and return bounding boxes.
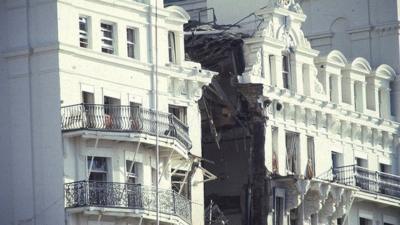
[79,16,89,48]
[285,132,299,174]
[87,156,108,182]
[127,27,137,59]
[168,31,177,63]
[169,104,187,124]
[282,55,290,89]
[101,22,115,54]
[171,169,189,198]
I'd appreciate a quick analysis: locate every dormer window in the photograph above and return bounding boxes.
[282,55,291,89]
[168,31,177,63]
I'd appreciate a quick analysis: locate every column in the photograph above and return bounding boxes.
[117,22,127,57]
[264,52,271,85]
[275,55,284,88]
[379,87,391,119]
[292,61,304,95]
[91,16,102,52]
[317,70,330,97]
[277,127,287,175]
[302,64,312,96]
[265,125,273,172]
[298,133,308,176]
[360,81,367,113]
[392,77,400,121]
[331,75,342,104]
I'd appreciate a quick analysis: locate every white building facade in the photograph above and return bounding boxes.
[239,1,400,225]
[0,0,213,225]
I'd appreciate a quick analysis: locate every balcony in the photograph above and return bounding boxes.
[320,165,400,198]
[61,104,192,149]
[64,181,191,223]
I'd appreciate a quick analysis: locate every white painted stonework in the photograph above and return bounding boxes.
[237,0,400,224]
[0,0,214,225]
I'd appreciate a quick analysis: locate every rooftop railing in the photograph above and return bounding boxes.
[61,103,192,149]
[319,165,400,198]
[64,180,192,223]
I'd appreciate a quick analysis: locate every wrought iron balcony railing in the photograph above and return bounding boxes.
[319,165,400,198]
[65,181,192,223]
[61,104,192,149]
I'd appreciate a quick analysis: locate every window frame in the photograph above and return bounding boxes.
[87,156,109,182]
[168,31,177,63]
[79,16,89,48]
[101,22,115,54]
[282,54,291,89]
[126,27,138,59]
[168,104,187,124]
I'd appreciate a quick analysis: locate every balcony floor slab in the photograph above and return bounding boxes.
[66,206,190,225]
[62,130,189,159]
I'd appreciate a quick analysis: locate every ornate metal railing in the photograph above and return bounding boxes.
[64,181,192,223]
[319,165,400,198]
[61,104,192,149]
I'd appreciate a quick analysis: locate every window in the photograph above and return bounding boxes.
[104,96,120,114]
[306,136,315,178]
[168,31,176,63]
[273,188,285,225]
[356,157,367,168]
[79,16,89,48]
[169,105,187,124]
[171,169,189,198]
[331,152,342,169]
[82,91,94,104]
[285,132,299,174]
[271,127,279,174]
[126,160,142,184]
[380,163,391,173]
[151,167,157,187]
[360,218,372,225]
[127,27,137,58]
[101,22,115,54]
[282,55,290,89]
[87,156,108,181]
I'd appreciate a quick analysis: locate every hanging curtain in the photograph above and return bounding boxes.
[306,137,315,179]
[286,133,298,174]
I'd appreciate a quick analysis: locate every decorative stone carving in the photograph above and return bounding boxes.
[332,189,354,220]
[318,194,336,225]
[243,48,263,78]
[188,81,203,100]
[285,182,301,212]
[352,124,362,141]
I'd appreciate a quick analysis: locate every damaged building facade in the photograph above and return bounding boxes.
[183,0,400,225]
